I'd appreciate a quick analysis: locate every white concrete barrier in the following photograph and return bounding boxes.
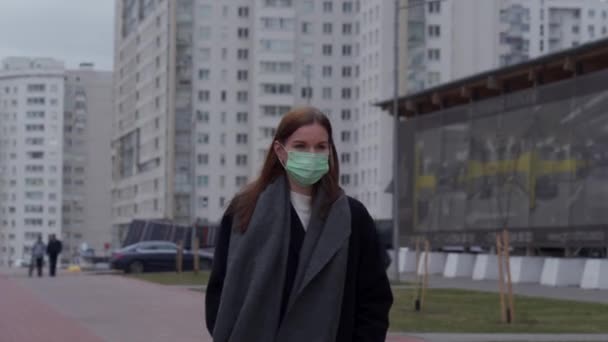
[417,252,447,275]
[510,256,544,284]
[387,248,419,273]
[581,259,608,289]
[472,254,500,280]
[540,258,585,287]
[443,253,476,278]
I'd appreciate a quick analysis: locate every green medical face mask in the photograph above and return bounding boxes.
[279,145,330,186]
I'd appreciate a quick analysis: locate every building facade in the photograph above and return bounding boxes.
[408,0,608,93]
[112,0,405,238]
[63,64,113,257]
[0,57,112,266]
[0,58,65,266]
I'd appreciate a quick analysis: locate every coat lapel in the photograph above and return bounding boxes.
[287,195,351,310]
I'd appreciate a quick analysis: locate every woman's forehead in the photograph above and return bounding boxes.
[287,123,329,143]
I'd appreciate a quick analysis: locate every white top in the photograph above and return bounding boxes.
[290,191,312,230]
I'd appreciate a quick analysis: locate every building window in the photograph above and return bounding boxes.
[26,111,45,119]
[198,134,210,144]
[301,22,312,34]
[197,154,209,165]
[301,87,313,99]
[341,174,351,186]
[428,49,441,61]
[323,22,332,34]
[341,153,351,163]
[199,69,210,80]
[261,84,292,95]
[200,26,212,40]
[342,45,352,56]
[341,88,352,99]
[237,28,249,39]
[237,91,248,103]
[198,90,210,102]
[572,25,580,34]
[343,23,352,35]
[341,131,351,142]
[342,66,352,77]
[221,91,227,102]
[428,1,441,13]
[323,1,332,12]
[264,0,293,7]
[322,66,332,77]
[197,175,209,187]
[237,6,249,17]
[428,25,440,37]
[261,106,291,117]
[260,61,293,73]
[260,39,293,53]
[196,111,209,123]
[427,72,440,86]
[321,87,332,100]
[236,154,248,166]
[236,133,248,144]
[236,176,248,187]
[26,97,45,105]
[199,197,209,209]
[237,49,249,60]
[341,109,351,121]
[322,44,333,56]
[27,84,45,92]
[236,112,248,123]
[342,1,353,13]
[261,17,295,31]
[237,70,248,81]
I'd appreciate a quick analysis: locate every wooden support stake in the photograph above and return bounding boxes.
[414,238,422,311]
[193,238,200,275]
[176,240,184,273]
[421,239,430,310]
[496,233,507,323]
[503,230,515,323]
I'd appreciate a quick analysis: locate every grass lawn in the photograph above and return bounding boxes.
[125,272,608,333]
[126,271,210,286]
[390,287,608,333]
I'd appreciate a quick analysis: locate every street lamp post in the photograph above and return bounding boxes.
[392,0,401,283]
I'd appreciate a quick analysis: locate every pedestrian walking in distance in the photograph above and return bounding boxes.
[29,236,46,277]
[206,107,393,342]
[46,234,63,277]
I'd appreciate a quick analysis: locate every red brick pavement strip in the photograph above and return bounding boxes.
[0,274,104,342]
[4,269,424,342]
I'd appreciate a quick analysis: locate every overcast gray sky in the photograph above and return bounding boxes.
[0,0,114,70]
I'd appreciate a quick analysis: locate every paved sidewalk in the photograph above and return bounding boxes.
[0,273,103,342]
[1,269,424,342]
[5,267,605,342]
[10,272,212,342]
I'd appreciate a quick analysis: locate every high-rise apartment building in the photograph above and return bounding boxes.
[112,0,405,237]
[0,58,65,266]
[63,64,113,256]
[408,0,608,93]
[0,57,112,266]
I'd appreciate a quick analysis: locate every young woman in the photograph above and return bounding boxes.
[205,107,393,342]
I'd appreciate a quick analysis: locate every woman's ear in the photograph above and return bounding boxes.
[273,141,287,165]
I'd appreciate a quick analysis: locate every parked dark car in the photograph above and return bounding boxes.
[110,241,213,273]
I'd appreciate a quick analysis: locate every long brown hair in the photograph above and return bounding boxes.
[229,106,342,232]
